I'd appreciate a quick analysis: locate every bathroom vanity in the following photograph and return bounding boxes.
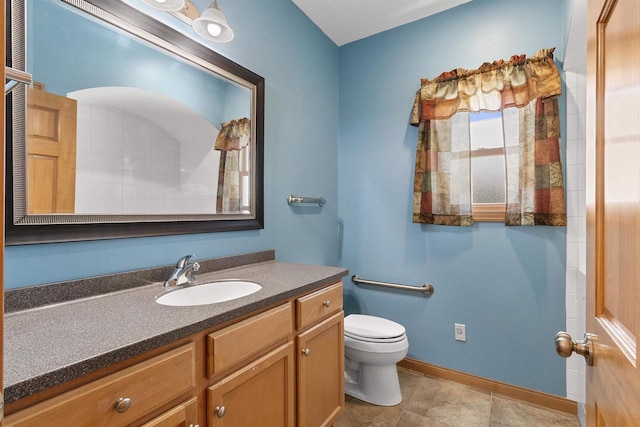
[3,251,347,426]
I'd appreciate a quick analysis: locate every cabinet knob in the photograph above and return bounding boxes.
[215,405,226,418]
[302,348,310,357]
[323,300,331,308]
[114,397,132,413]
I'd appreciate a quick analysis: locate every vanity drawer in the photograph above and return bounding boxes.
[207,302,293,378]
[140,396,198,427]
[5,343,196,427]
[296,282,343,330]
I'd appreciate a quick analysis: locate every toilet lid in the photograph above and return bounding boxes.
[344,314,406,341]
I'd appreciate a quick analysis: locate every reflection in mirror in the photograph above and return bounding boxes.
[28,0,250,216]
[7,0,264,244]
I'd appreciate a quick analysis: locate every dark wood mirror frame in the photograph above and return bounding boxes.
[5,0,264,245]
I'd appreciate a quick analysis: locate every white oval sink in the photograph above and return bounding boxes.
[156,280,262,307]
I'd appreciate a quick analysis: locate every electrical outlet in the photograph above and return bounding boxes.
[454,323,466,342]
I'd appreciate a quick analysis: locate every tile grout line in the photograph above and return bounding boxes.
[487,392,494,427]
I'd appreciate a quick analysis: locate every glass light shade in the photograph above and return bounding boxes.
[207,23,223,37]
[140,0,186,12]
[193,2,234,42]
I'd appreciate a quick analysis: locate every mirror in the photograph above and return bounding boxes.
[6,0,264,244]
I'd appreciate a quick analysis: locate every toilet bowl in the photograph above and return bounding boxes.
[344,314,409,406]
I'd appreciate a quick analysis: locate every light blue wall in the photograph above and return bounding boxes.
[338,0,567,396]
[6,0,340,288]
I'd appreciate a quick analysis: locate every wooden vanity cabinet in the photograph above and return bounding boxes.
[296,283,345,427]
[5,281,345,427]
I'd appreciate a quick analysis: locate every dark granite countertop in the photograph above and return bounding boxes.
[4,254,348,404]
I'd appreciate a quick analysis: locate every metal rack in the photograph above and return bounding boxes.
[351,275,434,295]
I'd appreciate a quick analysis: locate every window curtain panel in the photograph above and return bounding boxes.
[411,48,566,226]
[214,118,250,213]
[503,98,566,225]
[413,113,473,225]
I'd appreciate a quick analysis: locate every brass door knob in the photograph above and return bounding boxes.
[555,332,595,366]
[323,300,331,307]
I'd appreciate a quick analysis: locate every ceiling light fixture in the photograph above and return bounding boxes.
[141,0,234,43]
[192,1,235,42]
[140,0,186,12]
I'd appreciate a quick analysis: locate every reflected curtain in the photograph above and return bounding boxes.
[215,118,250,213]
[411,48,566,226]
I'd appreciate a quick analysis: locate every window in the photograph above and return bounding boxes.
[469,111,506,221]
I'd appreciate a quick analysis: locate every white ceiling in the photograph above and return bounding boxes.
[291,0,472,46]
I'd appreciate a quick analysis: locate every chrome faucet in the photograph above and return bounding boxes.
[164,254,200,288]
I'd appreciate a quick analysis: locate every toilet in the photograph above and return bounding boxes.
[343,314,409,406]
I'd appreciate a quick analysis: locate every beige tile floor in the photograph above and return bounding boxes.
[335,368,581,427]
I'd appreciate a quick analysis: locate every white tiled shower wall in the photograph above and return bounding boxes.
[564,66,587,416]
[75,104,219,215]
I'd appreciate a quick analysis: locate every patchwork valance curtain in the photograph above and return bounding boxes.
[214,117,251,151]
[411,48,566,226]
[215,118,251,213]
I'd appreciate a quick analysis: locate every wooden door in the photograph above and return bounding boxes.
[586,0,640,425]
[26,86,77,213]
[296,311,344,427]
[207,343,295,426]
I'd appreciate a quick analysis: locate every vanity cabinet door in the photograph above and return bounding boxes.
[140,397,198,427]
[207,342,295,426]
[296,311,345,427]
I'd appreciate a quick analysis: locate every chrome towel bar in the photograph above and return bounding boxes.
[5,67,32,95]
[351,275,434,295]
[287,195,326,207]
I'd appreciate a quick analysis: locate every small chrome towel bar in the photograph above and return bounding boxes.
[5,67,33,95]
[287,195,326,207]
[351,275,434,295]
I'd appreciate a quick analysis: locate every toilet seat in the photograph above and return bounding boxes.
[344,314,406,343]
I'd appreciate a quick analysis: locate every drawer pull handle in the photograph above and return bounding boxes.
[114,397,132,413]
[302,348,310,357]
[323,300,331,308]
[215,406,226,418]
